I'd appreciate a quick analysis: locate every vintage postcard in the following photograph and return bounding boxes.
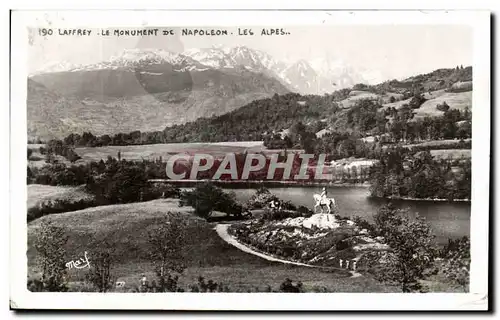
[10,10,490,310]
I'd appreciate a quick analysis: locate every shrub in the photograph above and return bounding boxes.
[190,276,219,293]
[436,101,450,112]
[179,182,242,219]
[351,215,378,237]
[279,278,304,293]
[409,94,426,109]
[27,199,99,222]
[262,208,309,221]
[142,183,180,201]
[245,187,280,210]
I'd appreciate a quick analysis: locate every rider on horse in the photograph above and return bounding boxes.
[320,187,328,205]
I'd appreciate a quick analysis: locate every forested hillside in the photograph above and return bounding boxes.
[32,66,472,163]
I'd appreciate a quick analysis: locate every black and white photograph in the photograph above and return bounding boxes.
[9,9,490,311]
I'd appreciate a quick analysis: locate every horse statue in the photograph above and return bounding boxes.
[268,199,282,212]
[313,194,336,214]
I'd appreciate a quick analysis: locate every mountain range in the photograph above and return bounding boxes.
[28,46,387,140]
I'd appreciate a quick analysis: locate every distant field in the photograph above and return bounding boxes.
[381,97,412,110]
[27,199,395,292]
[27,184,94,209]
[339,90,380,109]
[27,144,45,150]
[404,139,472,149]
[421,89,448,100]
[429,149,471,160]
[415,91,472,119]
[75,142,267,162]
[381,89,472,119]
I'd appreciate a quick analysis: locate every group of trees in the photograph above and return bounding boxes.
[369,148,471,200]
[179,183,242,219]
[41,139,81,163]
[263,102,471,157]
[371,205,437,292]
[356,204,470,292]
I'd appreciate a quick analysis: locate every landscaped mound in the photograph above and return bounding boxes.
[228,213,389,270]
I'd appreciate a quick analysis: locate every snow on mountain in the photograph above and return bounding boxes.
[30,61,83,76]
[183,45,287,75]
[280,59,321,93]
[69,48,209,72]
[32,46,387,94]
[183,47,233,69]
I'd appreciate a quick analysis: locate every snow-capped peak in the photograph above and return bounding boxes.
[109,48,182,65]
[31,45,388,94]
[67,48,210,72]
[31,61,83,76]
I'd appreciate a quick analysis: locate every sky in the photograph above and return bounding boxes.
[28,25,472,81]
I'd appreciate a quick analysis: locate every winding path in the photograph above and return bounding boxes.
[215,224,362,278]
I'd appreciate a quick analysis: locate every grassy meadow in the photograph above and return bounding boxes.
[74,141,267,163]
[415,91,472,119]
[381,89,471,119]
[429,149,471,160]
[27,184,94,209]
[404,139,471,149]
[27,199,397,292]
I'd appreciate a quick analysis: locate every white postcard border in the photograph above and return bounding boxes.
[10,9,490,310]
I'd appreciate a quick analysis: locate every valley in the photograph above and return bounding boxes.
[26,46,473,293]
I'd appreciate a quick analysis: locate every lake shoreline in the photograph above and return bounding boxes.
[370,195,471,203]
[149,179,371,188]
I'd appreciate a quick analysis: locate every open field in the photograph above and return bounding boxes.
[381,89,471,119]
[27,184,94,209]
[404,139,471,149]
[429,149,471,160]
[338,90,380,109]
[415,91,472,119]
[381,97,413,111]
[27,199,396,292]
[27,144,46,150]
[74,142,267,163]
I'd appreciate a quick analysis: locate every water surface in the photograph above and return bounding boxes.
[224,186,471,245]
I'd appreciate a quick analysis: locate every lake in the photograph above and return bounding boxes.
[223,186,471,245]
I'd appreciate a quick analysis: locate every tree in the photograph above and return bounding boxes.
[373,204,437,292]
[409,94,426,109]
[436,101,450,112]
[32,221,69,292]
[86,242,115,292]
[87,164,148,203]
[179,182,242,218]
[147,213,187,292]
[45,150,56,164]
[441,236,470,292]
